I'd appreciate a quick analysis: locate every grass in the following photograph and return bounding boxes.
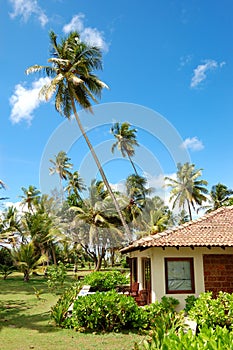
[0,273,144,350]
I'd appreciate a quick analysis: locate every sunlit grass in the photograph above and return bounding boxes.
[0,273,144,350]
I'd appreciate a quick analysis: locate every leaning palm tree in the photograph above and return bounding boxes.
[165,162,208,221]
[111,122,139,174]
[0,179,8,201]
[26,31,130,237]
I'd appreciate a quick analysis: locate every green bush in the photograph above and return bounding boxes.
[188,291,233,330]
[46,262,67,291]
[82,270,129,291]
[135,325,233,349]
[143,296,182,331]
[184,295,197,313]
[51,282,80,326]
[65,291,145,332]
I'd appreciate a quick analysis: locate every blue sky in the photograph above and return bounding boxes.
[1,0,233,205]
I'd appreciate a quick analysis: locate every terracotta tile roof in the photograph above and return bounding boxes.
[121,206,233,253]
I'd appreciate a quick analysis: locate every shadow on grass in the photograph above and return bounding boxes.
[0,299,60,333]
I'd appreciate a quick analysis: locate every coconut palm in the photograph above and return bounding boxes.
[64,171,86,201]
[49,151,73,200]
[111,122,139,174]
[210,183,233,210]
[20,185,41,212]
[26,31,130,237]
[0,179,8,201]
[71,180,124,270]
[165,162,208,220]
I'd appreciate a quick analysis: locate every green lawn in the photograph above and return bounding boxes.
[0,273,144,350]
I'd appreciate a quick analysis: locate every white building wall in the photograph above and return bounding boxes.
[130,246,233,310]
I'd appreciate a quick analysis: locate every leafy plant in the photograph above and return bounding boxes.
[46,262,67,291]
[0,264,14,280]
[184,295,197,313]
[65,291,144,332]
[82,270,129,292]
[135,325,233,349]
[188,291,233,330]
[51,282,80,326]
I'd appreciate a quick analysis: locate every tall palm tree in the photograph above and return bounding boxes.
[26,31,130,237]
[165,162,208,220]
[20,185,41,212]
[111,122,139,174]
[71,180,123,271]
[64,171,86,201]
[49,151,73,201]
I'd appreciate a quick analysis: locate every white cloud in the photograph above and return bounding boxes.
[9,77,50,125]
[190,59,225,88]
[181,137,204,151]
[9,0,48,27]
[63,13,109,52]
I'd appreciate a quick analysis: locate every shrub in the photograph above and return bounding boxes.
[82,270,129,292]
[65,291,145,332]
[46,262,67,291]
[184,295,197,313]
[143,296,182,331]
[51,282,80,326]
[188,291,233,330]
[135,325,233,349]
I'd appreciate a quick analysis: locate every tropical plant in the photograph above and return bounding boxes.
[165,162,208,220]
[0,179,8,201]
[111,122,139,174]
[20,185,41,212]
[204,183,233,212]
[12,242,47,281]
[64,170,86,201]
[49,151,73,200]
[26,30,131,237]
[71,180,124,271]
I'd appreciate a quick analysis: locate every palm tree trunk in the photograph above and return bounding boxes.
[187,201,192,221]
[127,152,138,176]
[70,98,131,238]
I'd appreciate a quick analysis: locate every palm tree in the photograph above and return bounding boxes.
[0,179,8,201]
[64,171,86,201]
[49,151,73,200]
[12,242,47,282]
[26,31,130,237]
[111,122,139,174]
[71,180,123,271]
[165,162,208,220]
[210,183,233,210]
[20,185,41,212]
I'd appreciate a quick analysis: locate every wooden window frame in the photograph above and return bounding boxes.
[165,257,195,294]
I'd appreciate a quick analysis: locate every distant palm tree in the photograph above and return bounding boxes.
[26,31,130,237]
[72,180,123,271]
[0,179,8,201]
[111,122,139,174]
[49,151,73,200]
[64,171,86,201]
[165,162,208,220]
[20,185,41,212]
[210,183,233,210]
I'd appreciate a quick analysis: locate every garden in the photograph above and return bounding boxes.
[1,268,233,350]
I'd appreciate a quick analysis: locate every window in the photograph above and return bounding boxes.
[165,258,195,294]
[130,257,138,283]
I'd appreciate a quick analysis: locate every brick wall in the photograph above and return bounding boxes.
[203,254,233,296]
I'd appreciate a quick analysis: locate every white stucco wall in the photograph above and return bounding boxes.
[130,246,233,310]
